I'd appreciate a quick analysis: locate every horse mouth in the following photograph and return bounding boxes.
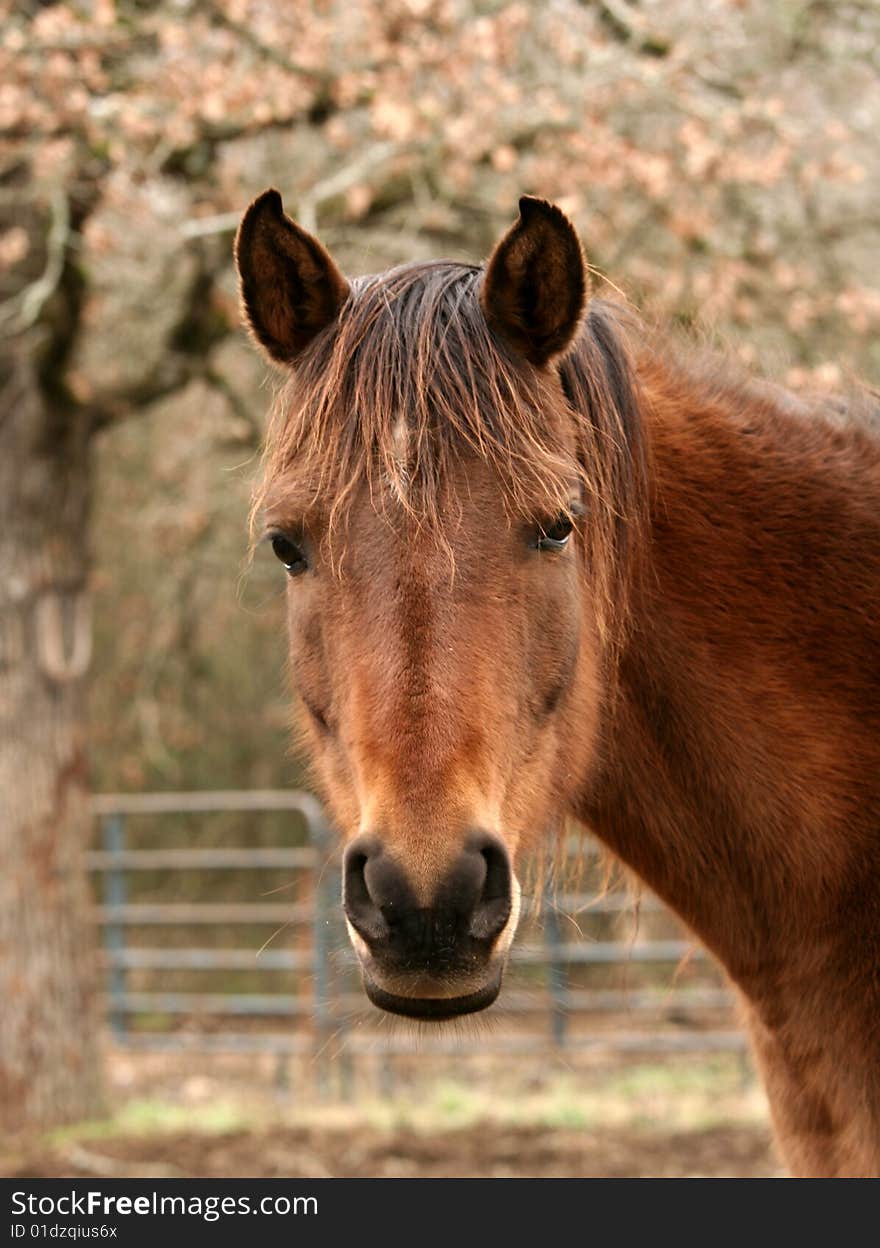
[362,969,503,1020]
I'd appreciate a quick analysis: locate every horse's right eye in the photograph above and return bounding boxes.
[270,534,308,576]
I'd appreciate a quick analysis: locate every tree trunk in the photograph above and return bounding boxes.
[0,313,104,1127]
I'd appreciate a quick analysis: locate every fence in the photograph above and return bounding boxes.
[88,791,745,1077]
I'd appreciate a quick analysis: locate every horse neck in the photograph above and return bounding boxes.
[572,346,880,1174]
[581,352,880,992]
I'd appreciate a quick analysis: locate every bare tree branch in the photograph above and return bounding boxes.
[297,141,402,233]
[0,187,69,334]
[180,211,242,240]
[179,141,404,239]
[203,366,262,446]
[595,0,671,57]
[86,357,198,433]
[191,0,336,85]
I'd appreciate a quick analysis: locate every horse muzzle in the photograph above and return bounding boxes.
[342,830,519,1020]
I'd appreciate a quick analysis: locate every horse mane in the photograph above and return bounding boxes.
[255,260,650,641]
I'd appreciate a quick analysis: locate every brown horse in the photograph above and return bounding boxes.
[234,190,880,1177]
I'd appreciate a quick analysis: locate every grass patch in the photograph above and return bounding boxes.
[47,1098,250,1147]
[37,1054,768,1151]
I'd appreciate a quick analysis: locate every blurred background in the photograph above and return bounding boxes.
[1,0,878,1178]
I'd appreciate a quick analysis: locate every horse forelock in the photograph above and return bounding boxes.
[254,259,650,639]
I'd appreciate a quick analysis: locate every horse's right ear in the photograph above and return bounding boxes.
[234,189,350,365]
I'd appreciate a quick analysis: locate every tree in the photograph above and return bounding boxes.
[0,179,105,1127]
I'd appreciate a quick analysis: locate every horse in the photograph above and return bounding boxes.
[234,189,880,1177]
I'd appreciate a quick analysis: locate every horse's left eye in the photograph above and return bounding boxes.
[537,515,574,551]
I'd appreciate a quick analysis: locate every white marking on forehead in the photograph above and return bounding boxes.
[392,414,409,464]
[387,414,411,506]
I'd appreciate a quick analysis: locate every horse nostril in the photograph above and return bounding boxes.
[342,836,418,946]
[342,839,389,945]
[468,834,512,942]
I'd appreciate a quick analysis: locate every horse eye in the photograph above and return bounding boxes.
[270,534,308,575]
[537,515,574,551]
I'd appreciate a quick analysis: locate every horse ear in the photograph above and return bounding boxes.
[480,196,588,366]
[234,189,350,365]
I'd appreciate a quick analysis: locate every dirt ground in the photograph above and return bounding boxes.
[2,1051,782,1179]
[5,1121,779,1179]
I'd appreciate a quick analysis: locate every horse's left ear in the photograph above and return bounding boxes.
[480,196,588,367]
[234,188,351,365]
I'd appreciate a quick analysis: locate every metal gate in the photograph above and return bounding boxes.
[89,791,744,1071]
